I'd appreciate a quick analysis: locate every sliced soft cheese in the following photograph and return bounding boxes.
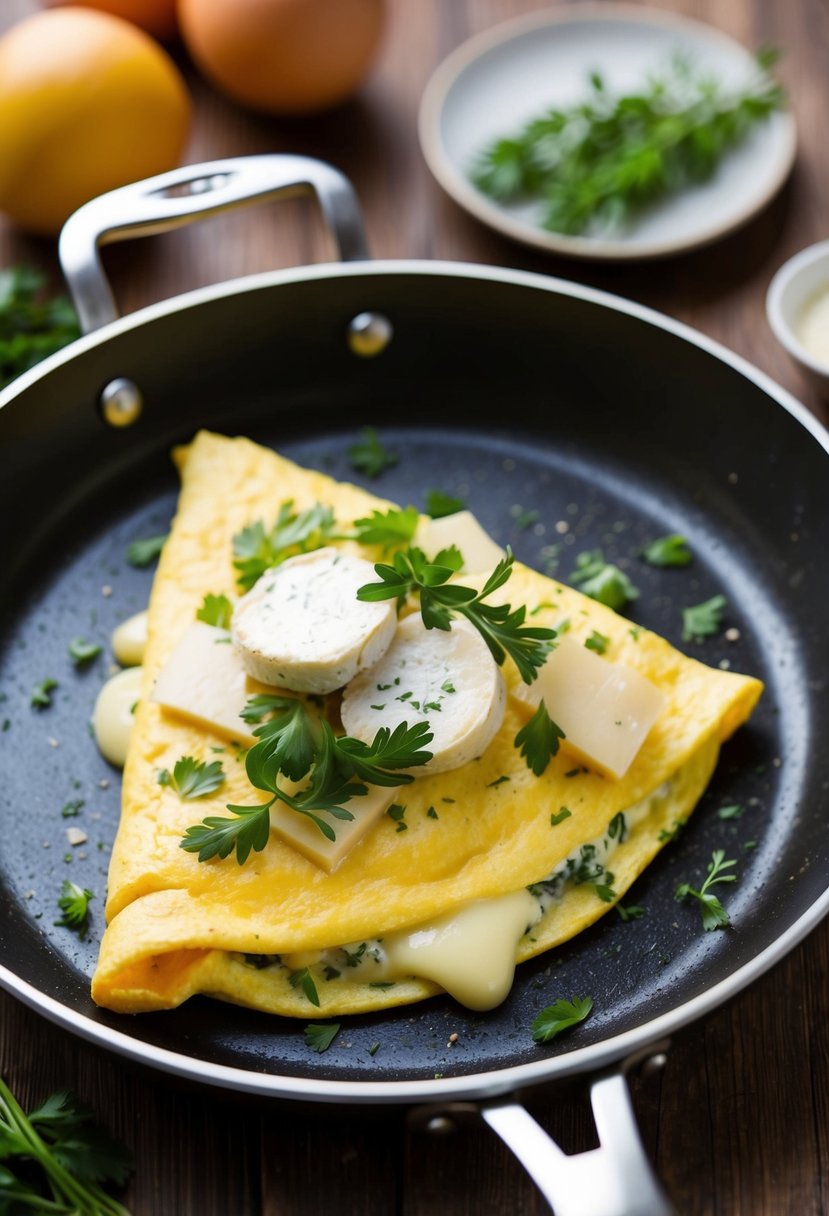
[269,783,402,872]
[231,547,397,694]
[341,613,506,775]
[151,621,260,745]
[511,635,666,779]
[414,510,506,574]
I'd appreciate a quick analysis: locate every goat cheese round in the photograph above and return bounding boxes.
[341,613,506,775]
[231,547,397,694]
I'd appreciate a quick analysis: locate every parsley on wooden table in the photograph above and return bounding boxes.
[0,1077,132,1215]
[471,49,784,237]
[0,266,80,389]
[531,996,594,1043]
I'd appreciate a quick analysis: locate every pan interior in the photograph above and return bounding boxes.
[0,410,820,1087]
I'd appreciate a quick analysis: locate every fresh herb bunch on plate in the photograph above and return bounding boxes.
[471,48,784,237]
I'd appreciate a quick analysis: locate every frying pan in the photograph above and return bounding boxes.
[1,154,827,1216]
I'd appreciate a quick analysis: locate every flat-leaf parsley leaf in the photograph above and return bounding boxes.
[304,1023,340,1053]
[160,756,225,800]
[514,701,565,776]
[641,534,693,567]
[681,594,727,642]
[348,426,398,478]
[196,593,233,629]
[531,996,593,1043]
[126,533,167,567]
[56,880,93,935]
[569,550,640,611]
[675,848,737,930]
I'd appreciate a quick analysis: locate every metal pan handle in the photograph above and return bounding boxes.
[58,154,370,334]
[482,1070,675,1216]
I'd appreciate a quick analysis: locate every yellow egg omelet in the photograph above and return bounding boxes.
[91,431,762,1018]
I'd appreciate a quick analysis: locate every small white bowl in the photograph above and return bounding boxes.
[766,239,829,398]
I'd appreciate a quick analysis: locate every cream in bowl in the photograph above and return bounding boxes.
[766,238,829,397]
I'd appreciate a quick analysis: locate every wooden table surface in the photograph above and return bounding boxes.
[1,1,828,1212]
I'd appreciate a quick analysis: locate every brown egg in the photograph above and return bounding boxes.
[42,0,179,41]
[177,0,386,115]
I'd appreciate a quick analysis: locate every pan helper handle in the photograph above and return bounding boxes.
[58,154,370,334]
[481,1070,676,1216]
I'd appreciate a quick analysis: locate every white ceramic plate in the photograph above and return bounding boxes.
[419,3,797,260]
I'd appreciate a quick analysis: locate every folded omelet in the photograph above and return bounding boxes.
[91,432,762,1017]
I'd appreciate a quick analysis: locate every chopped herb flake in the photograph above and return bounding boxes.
[531,996,593,1044]
[304,1022,339,1052]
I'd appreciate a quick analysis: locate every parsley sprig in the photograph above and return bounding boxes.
[180,698,433,863]
[55,880,93,936]
[0,1078,132,1215]
[358,548,555,684]
[514,701,565,776]
[232,502,337,591]
[675,849,737,930]
[681,594,727,642]
[196,593,233,629]
[348,426,398,477]
[471,50,784,237]
[569,550,640,611]
[531,996,593,1043]
[158,756,226,800]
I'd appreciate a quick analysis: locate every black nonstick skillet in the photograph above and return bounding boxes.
[0,156,826,1215]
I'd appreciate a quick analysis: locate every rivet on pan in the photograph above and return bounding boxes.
[425,1115,456,1135]
[347,311,393,357]
[640,1052,668,1077]
[99,377,143,428]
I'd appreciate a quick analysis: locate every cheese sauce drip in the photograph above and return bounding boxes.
[92,666,143,767]
[280,785,669,1010]
[111,610,149,667]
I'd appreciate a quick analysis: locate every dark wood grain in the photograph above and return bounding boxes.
[2,1,828,1213]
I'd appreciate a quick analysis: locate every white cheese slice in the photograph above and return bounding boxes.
[231,547,397,694]
[151,621,260,745]
[341,613,506,775]
[511,635,665,779]
[269,783,402,872]
[414,510,506,574]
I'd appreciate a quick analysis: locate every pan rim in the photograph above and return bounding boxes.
[1,258,828,1101]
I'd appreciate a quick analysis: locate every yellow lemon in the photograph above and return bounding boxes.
[0,7,190,235]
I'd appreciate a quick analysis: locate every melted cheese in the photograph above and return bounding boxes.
[93,666,143,767]
[111,610,148,667]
